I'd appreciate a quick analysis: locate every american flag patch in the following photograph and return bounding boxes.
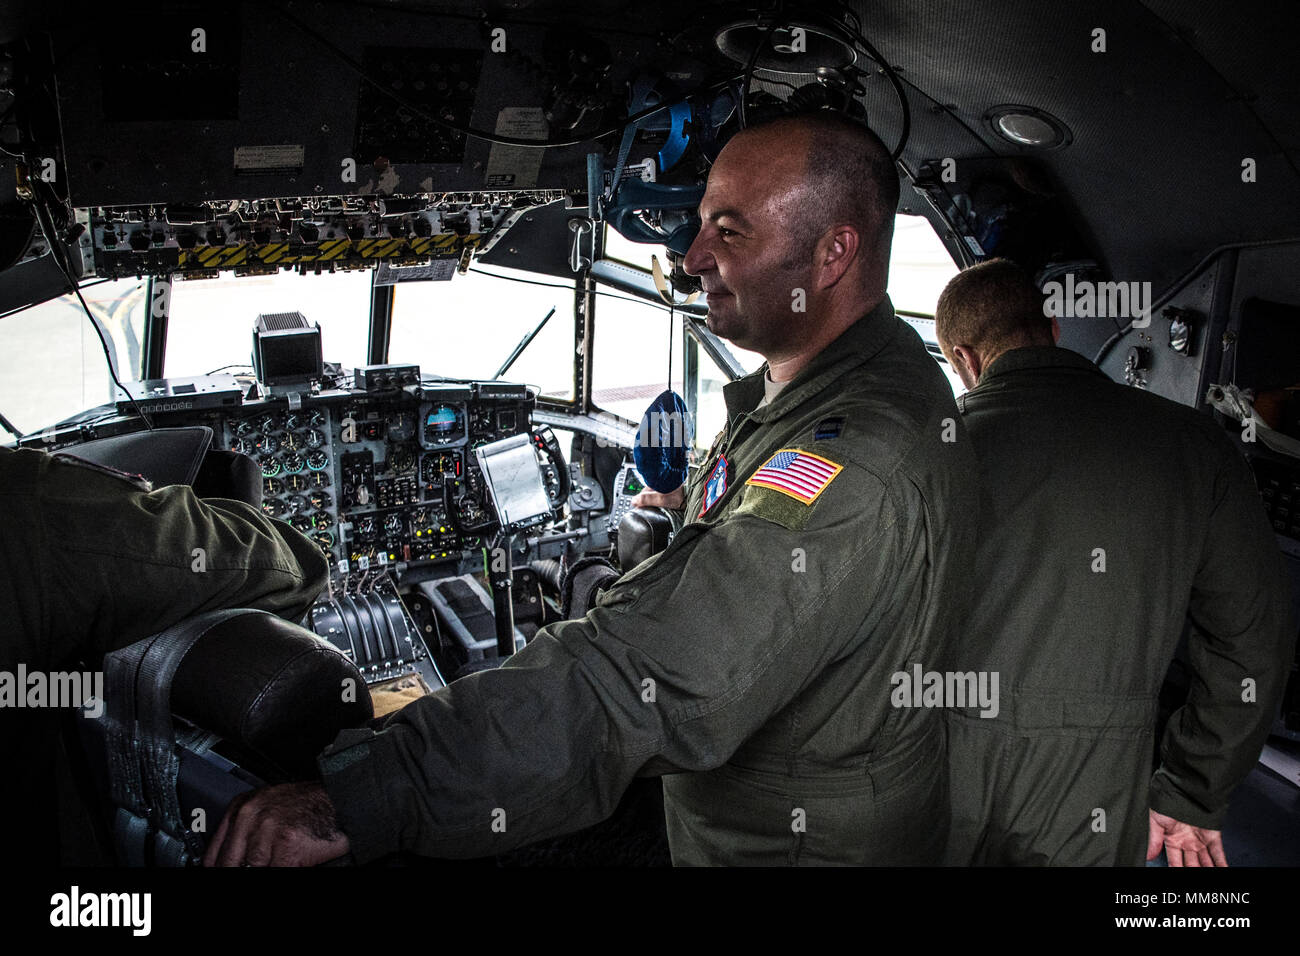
[745,449,842,505]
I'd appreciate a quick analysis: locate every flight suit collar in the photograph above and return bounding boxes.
[722,294,897,425]
[977,345,1105,385]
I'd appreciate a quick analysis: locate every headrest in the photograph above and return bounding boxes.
[192,448,263,507]
[57,425,213,488]
[617,506,678,573]
[169,610,373,780]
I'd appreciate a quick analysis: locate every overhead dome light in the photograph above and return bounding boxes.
[715,15,857,76]
[988,106,1071,148]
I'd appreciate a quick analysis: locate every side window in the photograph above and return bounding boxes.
[591,291,684,424]
[887,214,960,316]
[0,278,148,441]
[889,214,963,396]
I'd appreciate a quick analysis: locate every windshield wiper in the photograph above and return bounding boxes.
[493,307,556,381]
[0,407,23,441]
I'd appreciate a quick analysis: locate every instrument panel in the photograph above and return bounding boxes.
[213,382,560,572]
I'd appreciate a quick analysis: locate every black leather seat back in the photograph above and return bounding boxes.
[58,425,213,487]
[617,506,679,572]
[58,425,262,508]
[170,611,373,779]
[80,609,372,865]
[191,449,263,508]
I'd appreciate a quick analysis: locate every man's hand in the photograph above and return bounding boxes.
[632,485,685,510]
[203,781,350,867]
[1147,808,1228,867]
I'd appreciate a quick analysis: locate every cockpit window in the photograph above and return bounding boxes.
[602,228,669,272]
[389,265,576,401]
[0,278,147,441]
[889,213,960,316]
[165,270,372,378]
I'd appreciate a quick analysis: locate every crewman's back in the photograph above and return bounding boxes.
[945,345,1291,864]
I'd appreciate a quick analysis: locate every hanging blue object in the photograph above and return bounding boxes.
[633,389,694,493]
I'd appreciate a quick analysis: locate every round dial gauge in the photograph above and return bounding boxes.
[306,450,329,470]
[308,409,327,427]
[312,512,335,530]
[283,453,306,473]
[285,495,309,515]
[311,531,334,551]
[309,490,332,510]
[261,457,282,478]
[290,515,313,533]
[423,404,463,444]
[231,437,251,456]
[232,419,254,437]
[305,428,326,449]
[261,498,287,518]
[284,413,303,431]
[257,413,282,434]
[282,431,303,452]
[383,514,403,534]
[357,517,376,537]
[255,433,280,456]
[311,470,331,487]
[285,473,309,492]
[263,477,285,497]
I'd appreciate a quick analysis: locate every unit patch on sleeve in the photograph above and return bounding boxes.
[745,449,842,505]
[698,455,730,517]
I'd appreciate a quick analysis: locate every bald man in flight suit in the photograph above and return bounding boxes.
[936,258,1293,866]
[206,111,980,868]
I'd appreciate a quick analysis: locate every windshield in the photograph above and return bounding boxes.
[389,264,576,400]
[0,278,148,441]
[165,270,372,377]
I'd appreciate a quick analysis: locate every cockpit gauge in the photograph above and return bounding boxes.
[308,409,327,427]
[423,404,464,445]
[233,419,254,437]
[262,498,287,518]
[306,450,330,470]
[263,477,285,497]
[383,514,403,535]
[283,453,306,473]
[255,433,281,456]
[258,413,282,434]
[285,495,309,515]
[357,516,377,537]
[231,437,251,456]
[313,512,335,530]
[284,413,303,431]
[309,490,333,510]
[290,515,314,533]
[261,457,283,478]
[285,473,309,492]
[311,470,331,487]
[305,428,326,449]
[311,531,335,551]
[282,431,303,452]
[390,447,416,474]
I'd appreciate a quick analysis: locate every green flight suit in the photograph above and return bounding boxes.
[943,347,1293,866]
[320,296,980,865]
[0,446,329,864]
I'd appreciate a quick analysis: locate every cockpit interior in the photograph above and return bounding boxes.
[0,0,1297,875]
